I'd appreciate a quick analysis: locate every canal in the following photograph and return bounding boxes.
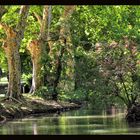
[0,107,140,135]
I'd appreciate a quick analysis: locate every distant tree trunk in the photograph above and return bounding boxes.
[27,6,48,93]
[0,6,30,100]
[52,45,65,100]
[52,6,75,101]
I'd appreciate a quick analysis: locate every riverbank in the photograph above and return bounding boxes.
[0,95,81,125]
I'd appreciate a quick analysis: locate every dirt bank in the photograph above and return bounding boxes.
[0,97,81,125]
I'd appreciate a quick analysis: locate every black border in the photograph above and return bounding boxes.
[1,0,140,139]
[1,0,140,5]
[0,134,139,140]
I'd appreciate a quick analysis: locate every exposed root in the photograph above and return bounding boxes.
[0,115,6,124]
[0,97,27,106]
[9,97,23,104]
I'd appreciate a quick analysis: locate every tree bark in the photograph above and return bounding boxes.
[2,29,21,99]
[0,6,30,100]
[27,40,43,93]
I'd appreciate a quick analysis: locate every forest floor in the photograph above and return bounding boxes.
[0,94,81,125]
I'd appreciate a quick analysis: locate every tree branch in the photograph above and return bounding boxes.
[63,5,76,17]
[16,5,30,44]
[47,6,52,37]
[33,12,42,26]
[113,82,129,107]
[39,5,48,40]
[119,76,131,107]
[47,5,53,52]
[0,6,7,20]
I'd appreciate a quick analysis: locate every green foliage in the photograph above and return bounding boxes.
[51,6,63,31]
[1,6,20,27]
[71,6,140,46]
[20,52,32,75]
[74,46,96,90]
[58,88,88,102]
[88,90,125,110]
[34,86,49,99]
[34,86,52,100]
[0,48,7,72]
[1,5,140,109]
[22,73,32,86]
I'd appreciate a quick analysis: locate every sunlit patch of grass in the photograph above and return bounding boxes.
[23,94,44,101]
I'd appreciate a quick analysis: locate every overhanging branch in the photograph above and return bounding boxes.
[39,5,48,40]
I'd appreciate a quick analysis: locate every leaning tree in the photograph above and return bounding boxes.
[0,5,30,101]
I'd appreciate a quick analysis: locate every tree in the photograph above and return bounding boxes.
[61,6,140,108]
[0,6,30,101]
[94,39,140,109]
[27,6,49,93]
[51,6,76,100]
[0,6,8,79]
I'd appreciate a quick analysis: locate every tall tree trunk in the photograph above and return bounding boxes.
[0,6,29,101]
[2,29,21,99]
[27,6,48,93]
[27,40,43,93]
[52,6,75,101]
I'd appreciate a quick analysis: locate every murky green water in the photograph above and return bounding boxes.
[0,108,140,135]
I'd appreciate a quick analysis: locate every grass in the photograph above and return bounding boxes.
[23,94,45,101]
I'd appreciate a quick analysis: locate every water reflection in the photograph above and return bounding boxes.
[0,107,139,135]
[33,123,38,135]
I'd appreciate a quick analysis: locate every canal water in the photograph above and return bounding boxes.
[0,107,140,135]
